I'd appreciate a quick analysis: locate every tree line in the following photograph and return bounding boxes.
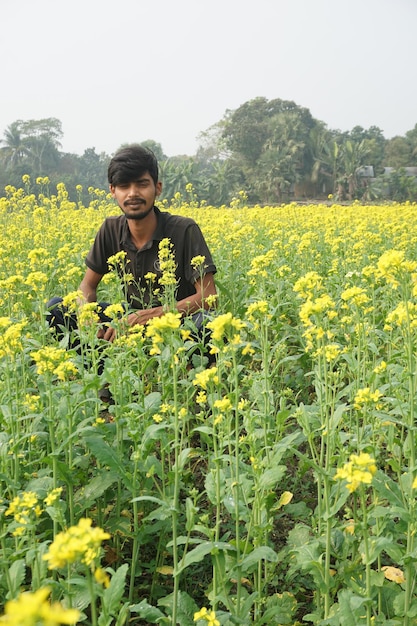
[1,98,417,205]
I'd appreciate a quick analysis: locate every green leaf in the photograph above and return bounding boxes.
[130,599,167,623]
[238,545,278,571]
[74,470,119,513]
[7,560,25,598]
[83,435,133,490]
[158,590,199,626]
[114,603,130,626]
[392,590,406,618]
[258,465,286,490]
[204,467,225,505]
[258,591,298,625]
[372,472,406,512]
[144,391,162,411]
[337,589,368,626]
[131,495,166,507]
[323,485,349,519]
[101,564,129,617]
[173,447,192,472]
[176,541,235,574]
[185,497,197,532]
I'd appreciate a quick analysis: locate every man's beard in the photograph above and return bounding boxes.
[123,204,154,220]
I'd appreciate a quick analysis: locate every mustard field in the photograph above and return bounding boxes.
[1,181,417,625]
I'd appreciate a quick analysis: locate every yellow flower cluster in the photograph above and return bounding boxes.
[107,250,128,269]
[44,487,63,507]
[0,586,80,626]
[30,346,78,381]
[43,517,110,569]
[145,311,182,355]
[384,301,417,330]
[293,271,323,299]
[334,452,377,493]
[103,303,125,319]
[299,294,336,327]
[213,397,232,412]
[78,302,100,327]
[353,387,383,411]
[207,312,245,343]
[62,290,83,312]
[193,607,220,626]
[191,254,206,270]
[193,366,219,390]
[5,491,42,533]
[340,286,370,307]
[247,249,276,281]
[0,318,27,358]
[377,249,417,287]
[246,300,270,324]
[158,237,177,287]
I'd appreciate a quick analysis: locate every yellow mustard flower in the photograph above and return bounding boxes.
[193,367,219,390]
[43,518,110,570]
[193,606,220,626]
[44,487,63,507]
[0,586,80,625]
[334,452,377,493]
[353,387,383,410]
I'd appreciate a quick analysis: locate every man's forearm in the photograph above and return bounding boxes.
[78,280,97,305]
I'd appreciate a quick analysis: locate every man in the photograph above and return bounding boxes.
[48,144,217,380]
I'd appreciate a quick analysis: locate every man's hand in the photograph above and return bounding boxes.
[96,306,165,343]
[97,325,117,342]
[127,306,164,328]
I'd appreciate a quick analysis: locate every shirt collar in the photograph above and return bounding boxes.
[120,206,165,248]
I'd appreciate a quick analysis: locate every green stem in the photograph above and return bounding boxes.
[360,490,372,626]
[87,569,98,626]
[171,361,180,625]
[232,352,242,617]
[403,314,416,626]
[129,455,140,603]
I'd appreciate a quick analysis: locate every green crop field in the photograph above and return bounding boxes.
[1,181,417,625]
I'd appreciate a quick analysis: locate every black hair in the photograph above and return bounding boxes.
[107,144,159,186]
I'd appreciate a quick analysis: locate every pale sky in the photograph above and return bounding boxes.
[2,0,416,157]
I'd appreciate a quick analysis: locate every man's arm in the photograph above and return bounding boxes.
[78,268,104,304]
[127,273,217,328]
[176,272,217,316]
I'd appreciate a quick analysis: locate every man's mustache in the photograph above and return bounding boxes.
[124,198,145,206]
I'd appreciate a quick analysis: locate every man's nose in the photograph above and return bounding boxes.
[127,183,140,196]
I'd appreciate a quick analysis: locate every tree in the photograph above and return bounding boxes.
[348,126,386,174]
[159,157,202,202]
[221,97,318,202]
[336,139,371,200]
[405,124,417,165]
[309,124,339,195]
[201,159,244,206]
[0,121,30,170]
[0,118,63,178]
[140,140,168,162]
[78,148,110,188]
[384,136,412,169]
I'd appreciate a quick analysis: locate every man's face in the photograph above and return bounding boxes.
[110,172,162,220]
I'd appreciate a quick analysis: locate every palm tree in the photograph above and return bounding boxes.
[203,160,243,206]
[338,139,371,200]
[0,121,30,170]
[160,157,198,201]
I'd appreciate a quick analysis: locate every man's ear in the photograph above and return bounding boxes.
[109,184,116,197]
[156,181,162,197]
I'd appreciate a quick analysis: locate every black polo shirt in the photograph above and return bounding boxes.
[85,206,216,309]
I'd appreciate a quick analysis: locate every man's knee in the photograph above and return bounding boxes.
[46,296,65,328]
